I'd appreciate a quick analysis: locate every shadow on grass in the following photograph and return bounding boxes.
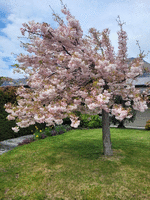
[41,134,150,170]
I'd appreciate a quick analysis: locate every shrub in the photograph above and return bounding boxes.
[33,132,48,140]
[62,117,71,126]
[63,112,102,129]
[88,115,102,128]
[145,120,150,130]
[33,126,48,140]
[35,124,72,137]
[50,130,58,136]
[78,114,102,129]
[50,124,72,136]
[40,133,47,139]
[18,138,35,146]
[18,132,48,146]
[42,127,53,137]
[65,125,72,131]
[54,124,67,133]
[18,125,71,147]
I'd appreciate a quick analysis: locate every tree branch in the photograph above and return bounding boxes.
[62,45,71,56]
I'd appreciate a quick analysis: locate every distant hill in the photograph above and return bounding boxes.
[0,76,14,86]
[0,77,28,87]
[127,57,150,77]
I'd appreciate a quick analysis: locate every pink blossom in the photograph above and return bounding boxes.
[7,115,15,120]
[88,103,99,110]
[20,28,25,36]
[125,101,131,106]
[4,6,148,132]
[54,119,63,125]
[112,105,128,121]
[70,118,80,128]
[97,79,105,86]
[34,114,45,123]
[133,100,148,112]
[12,127,19,133]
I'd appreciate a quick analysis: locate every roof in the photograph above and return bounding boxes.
[133,77,150,86]
[128,57,150,79]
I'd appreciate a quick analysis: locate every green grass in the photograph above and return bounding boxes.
[0,128,150,200]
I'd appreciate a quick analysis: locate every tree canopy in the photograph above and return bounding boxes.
[4,3,150,155]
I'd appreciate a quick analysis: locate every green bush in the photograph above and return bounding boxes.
[87,115,102,128]
[62,117,71,126]
[63,113,102,129]
[79,114,102,129]
[33,124,72,138]
[145,120,150,130]
[50,125,72,136]
[17,125,72,147]
[79,114,91,128]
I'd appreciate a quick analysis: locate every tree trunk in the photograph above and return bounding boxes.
[102,109,113,156]
[117,120,126,129]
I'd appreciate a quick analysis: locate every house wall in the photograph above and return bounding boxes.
[125,108,150,127]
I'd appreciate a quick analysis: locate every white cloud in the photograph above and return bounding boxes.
[0,0,150,79]
[0,58,27,79]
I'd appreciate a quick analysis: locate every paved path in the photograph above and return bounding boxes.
[0,134,34,155]
[110,125,145,129]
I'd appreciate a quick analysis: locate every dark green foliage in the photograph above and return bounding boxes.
[50,125,72,136]
[145,120,150,130]
[41,124,72,137]
[50,130,58,136]
[41,127,53,137]
[79,114,92,128]
[0,78,4,86]
[54,124,68,133]
[40,133,48,139]
[79,114,102,129]
[62,117,71,126]
[87,115,102,128]
[63,112,102,129]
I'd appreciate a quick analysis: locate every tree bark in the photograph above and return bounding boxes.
[102,109,113,156]
[117,120,126,129]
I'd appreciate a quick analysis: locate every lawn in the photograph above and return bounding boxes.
[0,128,150,200]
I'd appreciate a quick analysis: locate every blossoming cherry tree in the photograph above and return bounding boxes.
[5,5,149,156]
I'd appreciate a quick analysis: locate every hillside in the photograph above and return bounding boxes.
[128,57,150,77]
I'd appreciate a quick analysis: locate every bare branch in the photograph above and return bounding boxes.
[49,5,64,25]
[116,15,126,30]
[62,45,71,56]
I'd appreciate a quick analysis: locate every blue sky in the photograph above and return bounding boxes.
[0,0,150,79]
